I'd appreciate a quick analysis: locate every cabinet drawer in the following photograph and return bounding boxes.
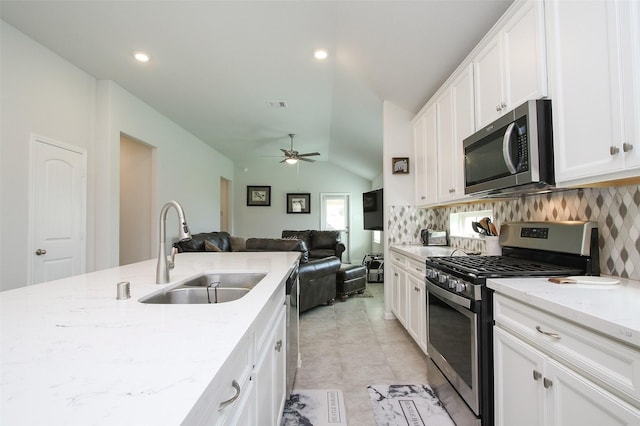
[390,251,407,268]
[406,258,426,279]
[494,294,640,406]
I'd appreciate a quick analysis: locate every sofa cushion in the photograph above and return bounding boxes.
[174,231,232,252]
[244,238,309,263]
[204,240,222,252]
[281,230,311,248]
[311,230,340,249]
[229,236,246,252]
[309,248,338,259]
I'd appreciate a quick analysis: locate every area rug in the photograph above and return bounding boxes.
[367,384,455,426]
[281,389,347,426]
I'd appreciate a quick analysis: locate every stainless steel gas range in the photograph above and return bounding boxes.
[424,221,600,426]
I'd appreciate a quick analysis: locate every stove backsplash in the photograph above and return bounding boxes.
[388,184,640,280]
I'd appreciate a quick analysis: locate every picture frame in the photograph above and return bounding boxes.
[246,185,271,206]
[286,193,310,214]
[392,157,410,174]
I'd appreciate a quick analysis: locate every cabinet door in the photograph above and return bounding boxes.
[406,274,426,352]
[397,268,408,327]
[474,35,504,129]
[620,0,640,169]
[414,105,438,206]
[545,359,640,426]
[255,306,287,426]
[546,0,625,183]
[429,64,475,205]
[502,0,547,110]
[494,327,545,426]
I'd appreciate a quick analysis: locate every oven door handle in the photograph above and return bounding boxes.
[425,280,472,310]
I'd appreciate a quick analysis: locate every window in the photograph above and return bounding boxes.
[449,209,493,238]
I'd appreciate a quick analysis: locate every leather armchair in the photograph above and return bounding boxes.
[245,237,341,313]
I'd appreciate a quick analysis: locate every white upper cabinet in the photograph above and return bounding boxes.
[474,0,548,129]
[436,64,475,203]
[413,104,438,206]
[547,0,640,185]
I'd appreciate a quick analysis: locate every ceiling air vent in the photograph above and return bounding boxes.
[266,101,288,109]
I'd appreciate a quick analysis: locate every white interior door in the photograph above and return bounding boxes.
[31,136,86,284]
[320,193,350,262]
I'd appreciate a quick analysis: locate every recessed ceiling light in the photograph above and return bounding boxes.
[313,49,328,60]
[133,51,150,63]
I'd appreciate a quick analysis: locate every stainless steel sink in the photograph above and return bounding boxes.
[139,272,266,304]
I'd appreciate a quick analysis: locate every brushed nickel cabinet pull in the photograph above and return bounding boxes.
[623,143,634,152]
[218,380,241,411]
[533,370,542,381]
[610,146,620,155]
[543,378,553,389]
[536,325,561,339]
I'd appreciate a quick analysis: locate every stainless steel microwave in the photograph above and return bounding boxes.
[463,99,554,196]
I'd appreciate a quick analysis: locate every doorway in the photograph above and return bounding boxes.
[30,135,86,284]
[119,134,154,265]
[320,193,350,263]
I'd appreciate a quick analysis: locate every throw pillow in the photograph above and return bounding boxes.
[204,240,222,252]
[230,236,246,252]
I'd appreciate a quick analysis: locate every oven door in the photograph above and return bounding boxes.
[426,280,480,415]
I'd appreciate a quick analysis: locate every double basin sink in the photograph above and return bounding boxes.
[139,272,266,304]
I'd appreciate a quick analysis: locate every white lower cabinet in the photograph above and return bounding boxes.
[199,290,287,425]
[493,294,640,426]
[255,304,287,426]
[390,249,427,354]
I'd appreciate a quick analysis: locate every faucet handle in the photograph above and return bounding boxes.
[167,247,178,270]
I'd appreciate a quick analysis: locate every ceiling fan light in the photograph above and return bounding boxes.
[285,158,298,165]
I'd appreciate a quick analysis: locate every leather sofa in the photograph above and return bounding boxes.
[281,230,346,261]
[174,232,341,313]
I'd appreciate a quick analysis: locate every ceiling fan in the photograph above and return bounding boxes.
[278,133,320,164]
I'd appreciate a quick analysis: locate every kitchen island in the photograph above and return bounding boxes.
[0,251,299,425]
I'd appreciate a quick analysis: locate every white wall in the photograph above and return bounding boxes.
[382,101,414,317]
[1,22,96,290]
[233,160,372,263]
[1,21,234,290]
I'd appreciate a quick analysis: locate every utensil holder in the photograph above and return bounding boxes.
[484,236,502,256]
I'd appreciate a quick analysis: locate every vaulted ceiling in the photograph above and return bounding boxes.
[1,0,512,181]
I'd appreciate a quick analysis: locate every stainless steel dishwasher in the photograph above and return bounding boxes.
[285,267,299,398]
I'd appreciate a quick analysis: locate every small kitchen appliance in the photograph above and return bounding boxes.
[424,221,599,426]
[420,229,448,246]
[463,99,555,196]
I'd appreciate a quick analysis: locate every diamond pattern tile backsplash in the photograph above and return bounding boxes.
[388,184,640,280]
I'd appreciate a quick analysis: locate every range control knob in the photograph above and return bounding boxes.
[455,282,467,293]
[448,279,458,289]
[438,273,448,284]
[426,269,437,279]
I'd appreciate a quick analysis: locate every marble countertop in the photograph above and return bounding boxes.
[0,251,299,425]
[389,244,462,263]
[488,276,640,348]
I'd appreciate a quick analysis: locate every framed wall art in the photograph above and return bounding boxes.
[286,193,310,214]
[246,185,271,206]
[392,157,410,174]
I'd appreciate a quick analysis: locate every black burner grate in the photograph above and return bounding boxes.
[428,256,583,278]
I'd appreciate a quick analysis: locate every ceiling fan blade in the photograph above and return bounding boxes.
[298,152,320,157]
[298,157,315,162]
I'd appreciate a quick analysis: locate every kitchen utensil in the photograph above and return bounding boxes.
[489,223,498,236]
[548,276,620,285]
[479,217,492,235]
[472,222,487,235]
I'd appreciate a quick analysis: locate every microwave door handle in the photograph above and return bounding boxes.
[502,122,518,174]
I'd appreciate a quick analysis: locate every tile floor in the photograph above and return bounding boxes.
[293,282,430,426]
